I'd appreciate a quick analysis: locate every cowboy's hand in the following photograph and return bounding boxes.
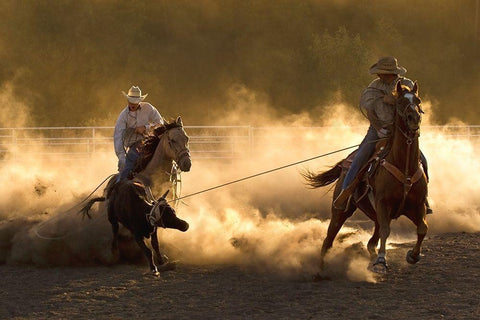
[117,154,126,172]
[135,125,146,134]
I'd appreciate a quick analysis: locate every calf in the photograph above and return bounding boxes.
[108,180,189,276]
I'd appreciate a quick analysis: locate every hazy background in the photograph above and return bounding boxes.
[0,0,479,127]
[0,1,480,281]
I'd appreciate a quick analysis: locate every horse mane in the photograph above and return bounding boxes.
[132,120,182,176]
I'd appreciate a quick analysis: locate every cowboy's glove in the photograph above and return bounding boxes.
[117,154,126,172]
[377,128,390,138]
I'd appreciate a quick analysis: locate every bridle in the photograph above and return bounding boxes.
[379,89,425,216]
[395,93,423,142]
[147,199,170,228]
[162,125,191,167]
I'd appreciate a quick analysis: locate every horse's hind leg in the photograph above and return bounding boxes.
[320,206,355,270]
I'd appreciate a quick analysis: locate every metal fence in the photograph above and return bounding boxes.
[1,125,479,161]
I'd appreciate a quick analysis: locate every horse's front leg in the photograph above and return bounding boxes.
[108,212,120,253]
[406,208,428,264]
[135,235,159,276]
[372,201,391,274]
[367,220,380,259]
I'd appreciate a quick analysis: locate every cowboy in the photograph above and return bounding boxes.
[114,86,164,181]
[333,57,432,214]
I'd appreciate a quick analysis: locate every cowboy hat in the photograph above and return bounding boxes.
[369,56,407,75]
[122,86,148,104]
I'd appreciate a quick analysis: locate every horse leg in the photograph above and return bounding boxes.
[151,229,176,272]
[406,209,428,264]
[108,211,119,253]
[319,206,355,270]
[135,235,159,276]
[372,201,391,273]
[367,221,380,260]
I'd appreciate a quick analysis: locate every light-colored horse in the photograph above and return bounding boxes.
[82,115,191,214]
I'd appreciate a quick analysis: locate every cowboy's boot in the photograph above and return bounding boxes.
[333,187,354,210]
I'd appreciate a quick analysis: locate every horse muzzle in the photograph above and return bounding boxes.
[177,150,192,172]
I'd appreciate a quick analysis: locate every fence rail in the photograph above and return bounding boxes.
[1,125,479,161]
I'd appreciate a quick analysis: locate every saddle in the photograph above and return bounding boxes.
[340,139,390,203]
[340,139,427,217]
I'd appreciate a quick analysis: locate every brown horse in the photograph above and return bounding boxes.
[303,82,428,273]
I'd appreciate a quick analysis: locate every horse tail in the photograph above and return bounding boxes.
[79,197,106,219]
[301,160,343,188]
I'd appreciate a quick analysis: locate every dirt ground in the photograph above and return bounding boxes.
[1,232,479,320]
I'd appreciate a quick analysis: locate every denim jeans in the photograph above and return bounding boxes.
[342,126,379,189]
[342,126,429,189]
[118,146,140,182]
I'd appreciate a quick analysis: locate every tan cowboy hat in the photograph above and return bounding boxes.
[122,86,148,104]
[369,56,407,75]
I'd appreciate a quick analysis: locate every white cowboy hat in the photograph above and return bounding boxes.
[122,86,148,104]
[369,56,407,75]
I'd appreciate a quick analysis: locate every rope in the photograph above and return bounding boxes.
[168,144,360,204]
[34,173,116,240]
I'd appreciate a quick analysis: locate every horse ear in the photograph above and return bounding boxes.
[158,189,169,201]
[412,81,418,94]
[395,81,403,94]
[176,116,183,126]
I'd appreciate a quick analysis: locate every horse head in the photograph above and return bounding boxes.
[148,189,189,232]
[162,116,192,172]
[394,81,423,135]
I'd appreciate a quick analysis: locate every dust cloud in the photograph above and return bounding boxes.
[1,86,479,282]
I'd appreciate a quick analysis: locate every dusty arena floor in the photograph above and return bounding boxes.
[1,232,479,320]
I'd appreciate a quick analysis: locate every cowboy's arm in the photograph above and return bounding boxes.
[360,88,385,132]
[147,105,164,130]
[136,104,164,133]
[113,111,127,160]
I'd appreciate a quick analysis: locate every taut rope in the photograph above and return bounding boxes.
[168,144,360,204]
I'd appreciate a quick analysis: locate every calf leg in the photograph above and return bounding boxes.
[135,236,159,276]
[151,229,167,265]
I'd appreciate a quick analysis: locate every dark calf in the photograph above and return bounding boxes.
[108,180,189,276]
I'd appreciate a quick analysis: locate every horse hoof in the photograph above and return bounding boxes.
[370,257,388,274]
[406,250,421,264]
[158,261,177,272]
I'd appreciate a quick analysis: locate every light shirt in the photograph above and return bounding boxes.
[113,102,163,158]
[360,76,414,131]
